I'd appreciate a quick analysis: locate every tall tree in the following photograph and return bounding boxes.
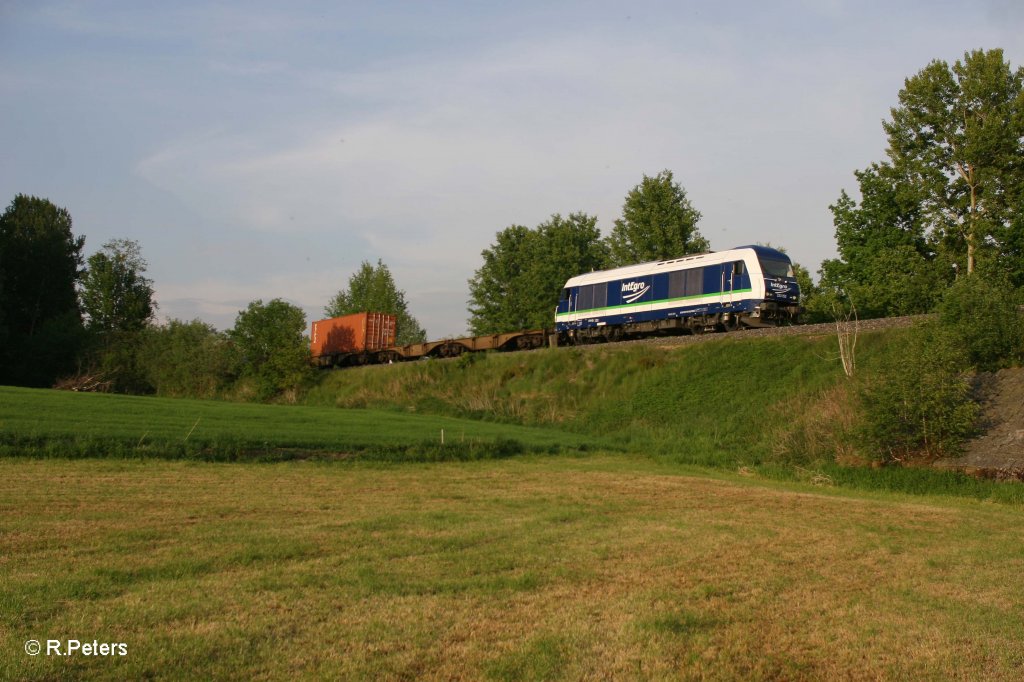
[80,239,156,333]
[230,299,310,399]
[0,194,85,386]
[884,48,1024,277]
[607,170,709,266]
[523,213,609,331]
[467,225,537,335]
[0,195,84,339]
[467,213,608,335]
[819,163,947,318]
[325,259,426,345]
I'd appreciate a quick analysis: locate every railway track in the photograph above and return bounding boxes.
[383,315,927,367]
[321,314,928,369]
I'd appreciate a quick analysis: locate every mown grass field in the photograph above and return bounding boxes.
[3,456,1024,680]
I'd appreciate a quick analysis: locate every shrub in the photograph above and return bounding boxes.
[858,324,978,462]
[142,319,238,398]
[937,274,1024,371]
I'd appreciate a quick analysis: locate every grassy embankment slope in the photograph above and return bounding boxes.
[5,325,1021,499]
[306,327,1023,500]
[307,330,858,464]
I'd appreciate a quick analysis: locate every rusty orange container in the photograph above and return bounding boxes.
[310,312,397,357]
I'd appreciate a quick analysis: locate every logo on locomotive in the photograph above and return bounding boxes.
[621,280,651,304]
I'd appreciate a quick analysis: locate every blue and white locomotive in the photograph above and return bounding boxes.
[554,245,800,342]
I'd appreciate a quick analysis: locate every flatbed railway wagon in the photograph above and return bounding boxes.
[310,313,547,368]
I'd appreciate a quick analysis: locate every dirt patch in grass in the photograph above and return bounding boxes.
[937,367,1024,479]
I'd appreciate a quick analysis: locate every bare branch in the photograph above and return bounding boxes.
[833,300,859,378]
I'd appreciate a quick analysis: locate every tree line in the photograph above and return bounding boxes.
[0,198,426,399]
[2,48,1021,400]
[0,165,710,399]
[811,48,1024,319]
[469,49,1024,330]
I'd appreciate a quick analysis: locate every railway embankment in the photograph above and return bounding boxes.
[306,314,1024,483]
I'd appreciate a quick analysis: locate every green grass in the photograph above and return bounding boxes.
[0,386,608,461]
[301,330,1024,503]
[6,326,1023,502]
[751,460,1024,504]
[3,456,1024,680]
[5,326,1023,678]
[305,331,901,466]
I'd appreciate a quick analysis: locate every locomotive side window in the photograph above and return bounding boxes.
[668,267,704,298]
[668,270,685,298]
[560,288,570,302]
[577,284,595,311]
[574,284,608,310]
[684,267,703,296]
[734,261,745,275]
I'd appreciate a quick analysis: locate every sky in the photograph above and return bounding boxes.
[2,1,1022,337]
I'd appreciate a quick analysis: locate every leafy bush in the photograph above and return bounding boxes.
[89,329,154,394]
[858,324,978,462]
[937,274,1024,371]
[142,319,238,398]
[229,299,312,400]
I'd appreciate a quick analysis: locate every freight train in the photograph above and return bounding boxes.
[312,245,801,368]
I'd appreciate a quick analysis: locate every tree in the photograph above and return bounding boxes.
[0,194,85,386]
[467,212,608,335]
[467,225,537,335]
[790,261,829,322]
[530,212,609,321]
[820,160,949,318]
[607,170,709,266]
[230,299,311,399]
[80,239,156,333]
[325,260,426,345]
[73,239,158,393]
[884,48,1024,278]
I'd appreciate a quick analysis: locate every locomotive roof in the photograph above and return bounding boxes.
[562,245,791,288]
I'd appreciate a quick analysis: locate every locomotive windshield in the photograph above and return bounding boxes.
[759,258,794,278]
